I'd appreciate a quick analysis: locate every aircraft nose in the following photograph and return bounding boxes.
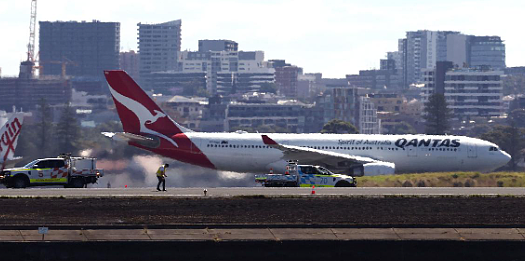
[500,150,511,166]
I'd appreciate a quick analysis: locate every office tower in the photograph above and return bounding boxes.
[119,50,139,80]
[422,66,504,120]
[468,36,506,70]
[137,20,182,87]
[39,20,120,78]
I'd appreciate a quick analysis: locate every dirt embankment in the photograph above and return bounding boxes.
[1,196,525,227]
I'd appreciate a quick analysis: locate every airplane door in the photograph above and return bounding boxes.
[467,143,477,158]
[407,147,418,157]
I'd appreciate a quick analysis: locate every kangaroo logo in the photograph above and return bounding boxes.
[109,86,180,148]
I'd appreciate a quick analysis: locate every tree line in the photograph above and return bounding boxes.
[15,98,145,163]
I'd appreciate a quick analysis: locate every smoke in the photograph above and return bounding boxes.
[80,149,93,157]
[93,155,254,188]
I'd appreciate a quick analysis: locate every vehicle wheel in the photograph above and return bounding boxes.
[13,176,28,189]
[70,178,85,188]
[335,181,352,187]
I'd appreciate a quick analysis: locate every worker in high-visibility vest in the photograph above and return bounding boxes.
[156,164,169,191]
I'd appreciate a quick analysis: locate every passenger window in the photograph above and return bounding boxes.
[300,166,313,174]
[53,160,65,168]
[35,160,50,169]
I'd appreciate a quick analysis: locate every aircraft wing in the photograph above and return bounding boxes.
[261,134,381,167]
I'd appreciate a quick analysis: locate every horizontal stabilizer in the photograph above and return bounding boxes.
[2,157,23,169]
[101,132,159,148]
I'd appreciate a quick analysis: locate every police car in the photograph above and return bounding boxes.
[255,163,356,187]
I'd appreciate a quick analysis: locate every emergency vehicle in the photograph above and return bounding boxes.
[0,154,104,188]
[255,162,356,187]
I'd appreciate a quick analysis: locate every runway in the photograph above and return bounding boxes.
[1,187,525,197]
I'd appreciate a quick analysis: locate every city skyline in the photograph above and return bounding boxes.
[0,0,523,78]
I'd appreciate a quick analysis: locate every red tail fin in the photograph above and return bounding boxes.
[104,70,185,138]
[0,113,24,169]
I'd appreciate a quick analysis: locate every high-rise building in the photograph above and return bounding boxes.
[399,31,506,87]
[504,67,525,76]
[137,20,182,87]
[446,34,469,67]
[119,50,139,80]
[274,66,300,97]
[198,40,238,52]
[369,93,403,113]
[346,69,401,90]
[422,67,504,120]
[403,30,461,87]
[150,72,206,95]
[225,102,309,132]
[0,77,72,111]
[178,49,275,95]
[359,96,381,134]
[320,87,356,125]
[468,36,506,70]
[39,20,120,78]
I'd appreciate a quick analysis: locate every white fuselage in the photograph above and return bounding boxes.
[186,132,511,174]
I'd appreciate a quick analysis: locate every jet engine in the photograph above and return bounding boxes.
[347,162,396,176]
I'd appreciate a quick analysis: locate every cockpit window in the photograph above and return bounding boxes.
[489,146,499,151]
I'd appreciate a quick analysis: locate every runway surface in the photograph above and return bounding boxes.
[3,228,525,241]
[1,187,525,197]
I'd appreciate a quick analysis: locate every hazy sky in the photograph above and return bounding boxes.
[0,0,523,78]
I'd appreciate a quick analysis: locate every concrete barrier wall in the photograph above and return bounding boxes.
[1,240,525,261]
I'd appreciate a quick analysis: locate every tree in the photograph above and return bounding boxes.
[480,124,525,171]
[509,109,525,128]
[423,93,452,135]
[259,83,277,94]
[229,125,290,133]
[502,74,525,95]
[56,103,80,154]
[181,78,207,97]
[15,123,40,163]
[36,98,55,156]
[468,124,493,138]
[388,122,416,134]
[321,119,359,134]
[17,99,56,160]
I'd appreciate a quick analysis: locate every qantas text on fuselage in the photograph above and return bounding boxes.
[103,70,511,176]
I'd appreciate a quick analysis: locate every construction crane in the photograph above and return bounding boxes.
[19,0,37,79]
[38,57,78,79]
[27,0,37,63]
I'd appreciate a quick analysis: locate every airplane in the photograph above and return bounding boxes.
[103,70,511,176]
[0,113,24,170]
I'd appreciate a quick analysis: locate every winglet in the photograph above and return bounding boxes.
[261,135,278,145]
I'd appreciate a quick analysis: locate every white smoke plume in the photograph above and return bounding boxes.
[93,155,253,188]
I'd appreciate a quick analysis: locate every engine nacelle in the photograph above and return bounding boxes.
[350,162,396,176]
[363,162,396,176]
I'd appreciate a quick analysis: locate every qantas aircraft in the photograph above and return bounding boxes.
[103,71,511,176]
[0,113,24,170]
